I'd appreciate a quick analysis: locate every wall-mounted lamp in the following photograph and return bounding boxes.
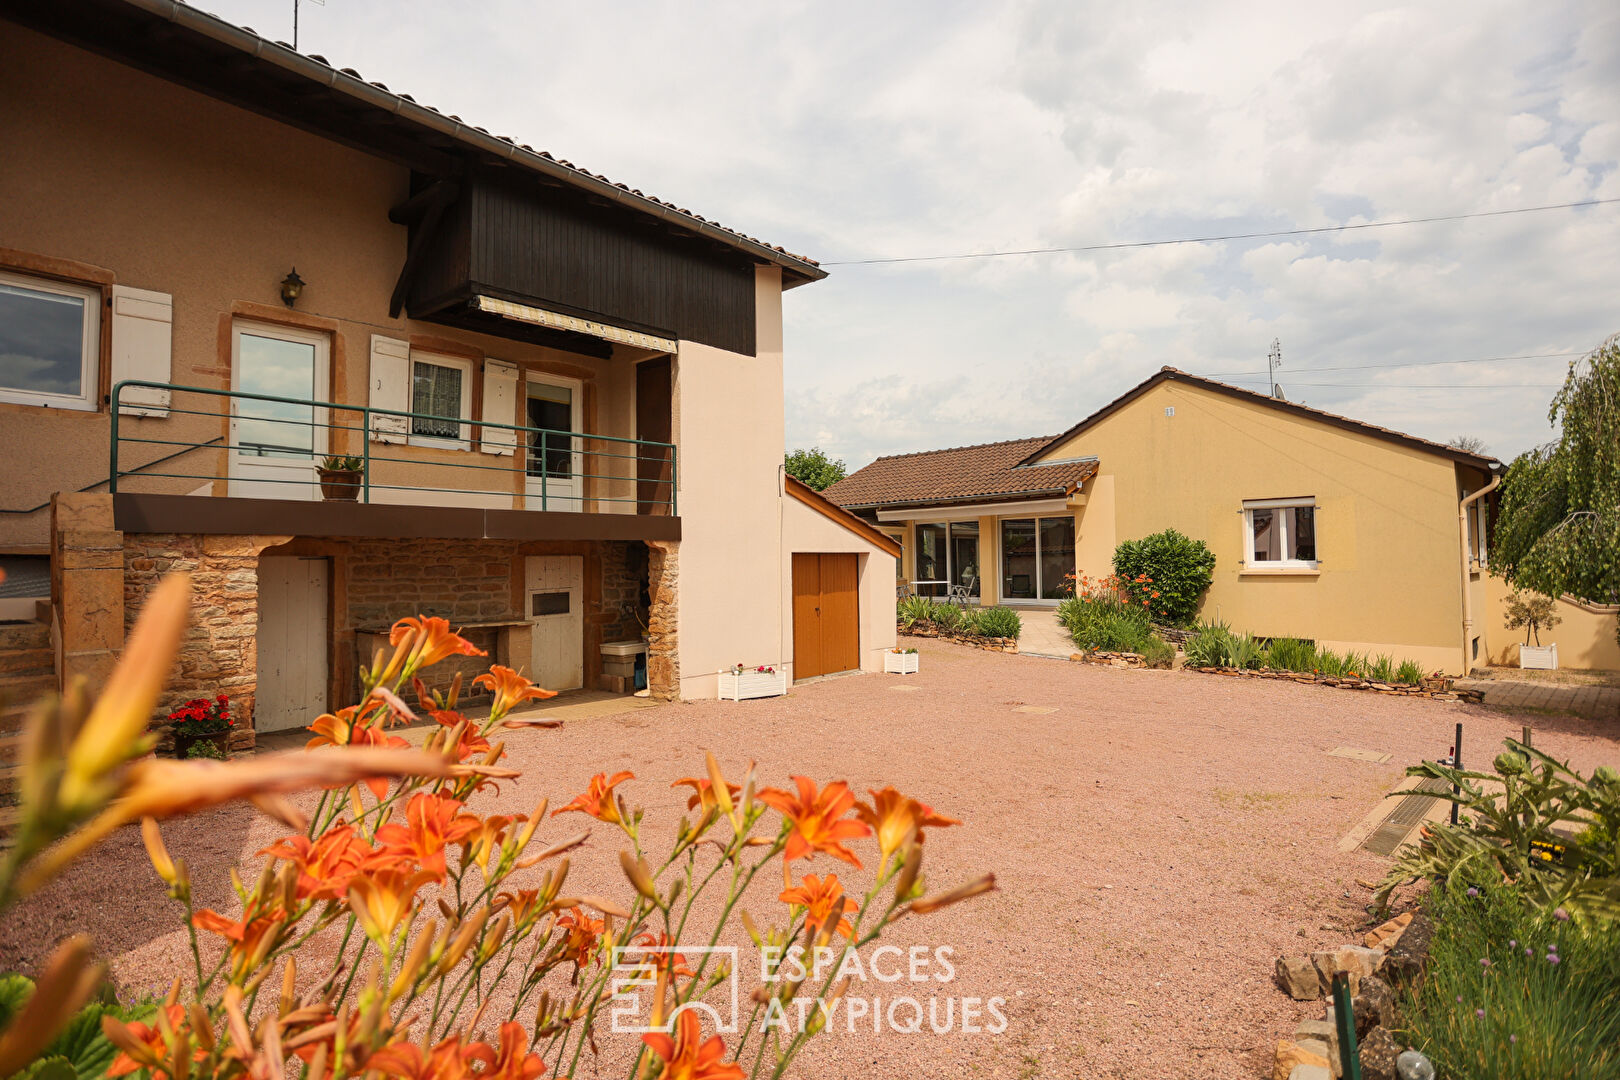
[279,268,306,307]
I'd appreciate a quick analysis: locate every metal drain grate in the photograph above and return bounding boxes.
[1361,778,1452,856]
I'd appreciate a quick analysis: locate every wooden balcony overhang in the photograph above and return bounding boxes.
[112,494,680,543]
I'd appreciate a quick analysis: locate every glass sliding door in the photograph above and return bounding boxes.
[914,523,947,597]
[1001,519,1038,600]
[1039,517,1076,598]
[1000,515,1076,601]
[948,521,981,598]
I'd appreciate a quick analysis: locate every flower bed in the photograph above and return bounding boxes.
[902,626,1018,653]
[1070,650,1146,669]
[1186,665,1485,702]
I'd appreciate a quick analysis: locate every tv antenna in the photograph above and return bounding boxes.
[293,0,323,50]
[1268,338,1285,399]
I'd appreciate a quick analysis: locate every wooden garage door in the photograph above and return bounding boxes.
[792,553,860,681]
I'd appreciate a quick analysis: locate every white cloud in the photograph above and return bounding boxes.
[206,0,1619,467]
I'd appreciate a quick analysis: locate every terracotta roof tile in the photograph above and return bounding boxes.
[823,436,1097,509]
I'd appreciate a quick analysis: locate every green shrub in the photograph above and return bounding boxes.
[929,602,961,630]
[1140,635,1175,668]
[183,738,227,760]
[1264,636,1317,673]
[1403,884,1620,1080]
[897,594,934,630]
[976,607,1022,640]
[1111,529,1216,625]
[1396,659,1425,685]
[955,607,984,636]
[1061,591,1151,651]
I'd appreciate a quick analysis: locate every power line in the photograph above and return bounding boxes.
[1214,376,1562,390]
[1199,349,1588,378]
[820,197,1620,266]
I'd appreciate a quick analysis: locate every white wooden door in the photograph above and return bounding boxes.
[256,556,329,732]
[229,321,329,500]
[523,377,583,512]
[526,555,583,692]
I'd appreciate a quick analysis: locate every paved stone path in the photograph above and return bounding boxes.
[1009,606,1071,657]
[1455,677,1620,721]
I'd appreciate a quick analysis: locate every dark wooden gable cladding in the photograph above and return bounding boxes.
[406,170,758,357]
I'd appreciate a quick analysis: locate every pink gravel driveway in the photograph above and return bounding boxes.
[5,636,1618,1079]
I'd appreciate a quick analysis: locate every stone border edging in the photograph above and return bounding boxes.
[898,626,1019,653]
[1186,665,1485,703]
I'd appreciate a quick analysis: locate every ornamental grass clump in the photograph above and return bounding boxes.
[0,573,995,1080]
[1402,884,1620,1080]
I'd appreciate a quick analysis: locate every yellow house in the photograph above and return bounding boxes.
[827,367,1507,675]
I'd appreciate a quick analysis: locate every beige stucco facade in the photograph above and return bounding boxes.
[881,377,1511,675]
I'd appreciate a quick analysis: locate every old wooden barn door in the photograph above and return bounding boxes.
[792,553,859,681]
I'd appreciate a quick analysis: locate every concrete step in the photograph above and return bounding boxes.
[0,647,53,678]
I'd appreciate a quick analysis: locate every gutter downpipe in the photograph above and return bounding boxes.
[1458,474,1502,675]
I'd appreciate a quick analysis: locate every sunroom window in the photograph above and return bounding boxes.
[0,270,100,411]
[1243,498,1317,568]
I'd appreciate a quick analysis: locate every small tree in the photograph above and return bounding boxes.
[785,446,847,491]
[1111,529,1216,626]
[1448,435,1490,455]
[1493,335,1619,644]
[1504,590,1562,646]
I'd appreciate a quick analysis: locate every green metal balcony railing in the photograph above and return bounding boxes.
[109,380,676,514]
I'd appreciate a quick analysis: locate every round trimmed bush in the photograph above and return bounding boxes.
[1112,529,1216,626]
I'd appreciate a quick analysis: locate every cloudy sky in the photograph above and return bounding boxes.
[213,0,1618,468]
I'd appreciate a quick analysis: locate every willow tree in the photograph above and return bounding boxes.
[1492,334,1620,642]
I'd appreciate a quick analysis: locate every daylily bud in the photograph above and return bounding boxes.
[739,909,762,947]
[909,873,997,914]
[706,751,738,828]
[620,850,658,901]
[893,841,922,902]
[390,920,435,1001]
[142,818,177,885]
[280,958,298,1017]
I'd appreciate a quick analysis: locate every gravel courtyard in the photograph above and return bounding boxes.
[5,637,1618,1079]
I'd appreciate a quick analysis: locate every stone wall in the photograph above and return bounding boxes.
[124,532,290,749]
[601,542,646,645]
[646,541,679,699]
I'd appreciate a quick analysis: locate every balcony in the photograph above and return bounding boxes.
[107,381,678,542]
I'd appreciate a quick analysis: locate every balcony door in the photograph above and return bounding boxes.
[524,375,582,511]
[229,321,329,500]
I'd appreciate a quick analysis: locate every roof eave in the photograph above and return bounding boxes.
[105,0,827,284]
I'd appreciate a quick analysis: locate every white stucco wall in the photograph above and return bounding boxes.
[671,267,789,699]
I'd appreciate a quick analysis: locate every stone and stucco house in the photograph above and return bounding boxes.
[0,0,897,751]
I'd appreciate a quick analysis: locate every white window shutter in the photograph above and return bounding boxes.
[369,335,410,443]
[480,359,518,455]
[110,285,172,416]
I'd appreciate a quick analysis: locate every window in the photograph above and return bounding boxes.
[0,270,100,411]
[1243,498,1317,569]
[908,521,981,599]
[409,354,472,447]
[1001,516,1075,600]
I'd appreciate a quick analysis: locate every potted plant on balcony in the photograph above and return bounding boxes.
[166,694,236,758]
[317,455,364,501]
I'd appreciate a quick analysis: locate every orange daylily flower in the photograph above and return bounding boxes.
[106,1004,195,1079]
[473,665,557,719]
[348,867,436,942]
[670,777,742,814]
[779,873,858,940]
[390,616,487,671]
[372,792,481,878]
[757,777,871,868]
[260,823,375,901]
[459,813,523,874]
[305,709,410,796]
[555,906,604,967]
[466,1022,548,1080]
[640,1009,744,1080]
[193,907,288,976]
[494,888,543,928]
[366,1034,481,1080]
[632,931,694,979]
[854,786,961,863]
[552,771,634,824]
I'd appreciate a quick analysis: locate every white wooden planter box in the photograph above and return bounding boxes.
[884,651,920,675]
[1519,643,1559,670]
[717,668,788,701]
